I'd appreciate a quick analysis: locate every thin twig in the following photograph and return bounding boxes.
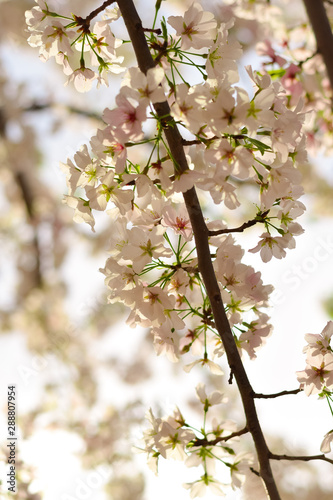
[24,102,103,121]
[192,427,249,447]
[208,219,258,236]
[86,0,115,22]
[208,210,269,236]
[253,388,302,399]
[270,453,333,466]
[74,0,115,34]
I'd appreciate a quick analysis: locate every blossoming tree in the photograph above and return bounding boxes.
[2,0,333,498]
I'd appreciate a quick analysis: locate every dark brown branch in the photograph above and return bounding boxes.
[303,0,333,90]
[74,0,115,34]
[192,427,249,447]
[117,1,281,498]
[253,388,302,399]
[208,219,258,236]
[270,453,333,466]
[208,210,269,236]
[86,0,115,23]
[142,27,162,34]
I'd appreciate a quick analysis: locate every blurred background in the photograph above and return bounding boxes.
[1,0,333,498]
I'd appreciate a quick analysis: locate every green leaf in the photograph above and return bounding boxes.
[267,68,287,80]
[246,137,272,155]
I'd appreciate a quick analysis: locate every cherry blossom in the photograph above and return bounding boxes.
[249,232,289,262]
[167,3,217,51]
[320,429,333,454]
[103,91,147,139]
[296,353,333,395]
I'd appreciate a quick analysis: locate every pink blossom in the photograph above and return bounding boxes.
[124,67,166,104]
[304,321,333,357]
[168,3,217,51]
[66,67,96,93]
[320,429,333,454]
[161,205,192,241]
[103,91,146,140]
[296,353,333,395]
[63,196,95,231]
[249,232,289,262]
[257,40,287,67]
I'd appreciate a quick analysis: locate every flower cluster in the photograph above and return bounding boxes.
[222,0,333,154]
[137,383,253,497]
[297,321,333,396]
[297,321,333,453]
[25,0,124,92]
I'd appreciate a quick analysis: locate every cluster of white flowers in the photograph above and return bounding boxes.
[25,0,124,92]
[25,0,333,495]
[297,321,333,453]
[223,0,333,154]
[137,383,253,496]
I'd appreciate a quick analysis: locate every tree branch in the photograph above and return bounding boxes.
[270,453,333,466]
[192,427,249,447]
[24,102,103,122]
[117,1,281,498]
[208,211,269,236]
[253,388,302,399]
[302,0,333,90]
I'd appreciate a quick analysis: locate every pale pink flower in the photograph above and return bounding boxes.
[183,475,225,498]
[55,52,73,75]
[157,421,195,460]
[90,127,127,174]
[101,257,139,293]
[103,91,146,139]
[138,286,177,325]
[206,23,242,82]
[171,84,204,133]
[167,3,217,51]
[239,314,272,359]
[39,21,74,61]
[91,20,122,63]
[124,67,166,104]
[296,353,333,395]
[185,449,219,476]
[86,171,133,213]
[195,383,224,409]
[184,357,224,375]
[320,429,333,454]
[304,321,333,357]
[152,322,180,362]
[215,235,244,263]
[257,40,287,67]
[208,88,249,136]
[168,268,191,296]
[63,196,95,231]
[25,1,47,30]
[161,205,192,241]
[66,67,96,93]
[120,226,172,273]
[281,63,302,103]
[230,453,253,490]
[59,158,81,196]
[207,139,254,180]
[206,173,241,209]
[171,169,204,194]
[249,232,288,262]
